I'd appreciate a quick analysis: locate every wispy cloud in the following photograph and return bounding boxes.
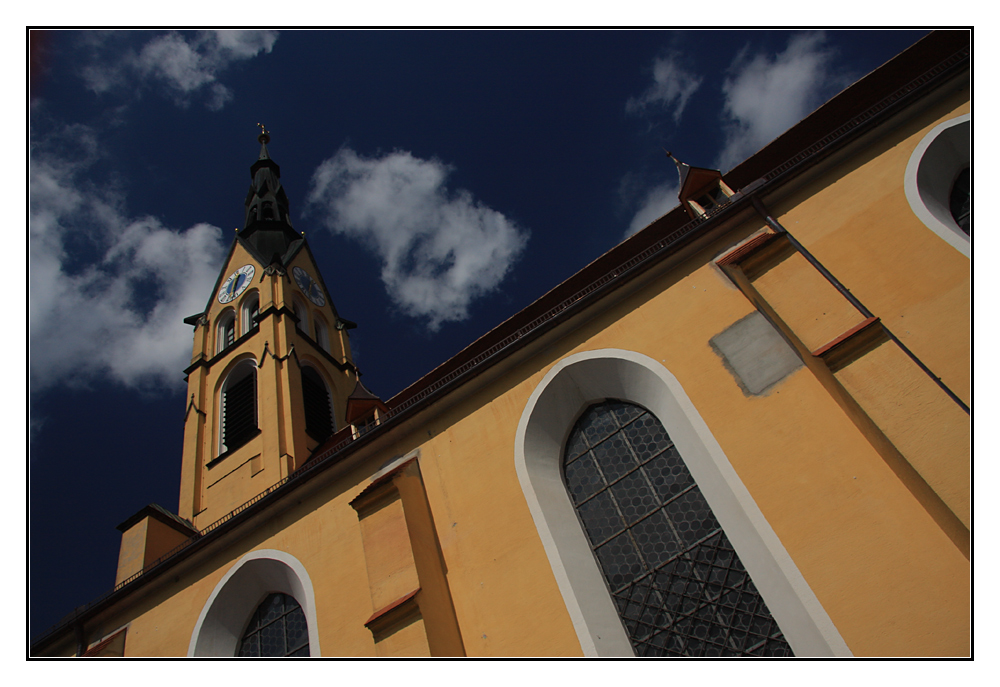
[29,125,227,391]
[626,54,702,124]
[716,32,848,171]
[307,148,529,331]
[622,179,680,240]
[80,30,278,110]
[623,33,850,237]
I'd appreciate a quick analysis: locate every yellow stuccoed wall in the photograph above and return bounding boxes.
[772,88,970,403]
[98,93,967,657]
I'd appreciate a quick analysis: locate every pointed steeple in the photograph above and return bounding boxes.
[664,150,691,189]
[257,126,272,161]
[239,125,303,266]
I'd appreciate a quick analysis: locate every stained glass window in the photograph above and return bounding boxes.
[950,167,971,236]
[563,400,793,657]
[237,592,310,657]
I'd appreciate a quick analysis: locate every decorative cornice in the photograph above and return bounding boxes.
[364,588,421,638]
[184,326,260,376]
[812,317,888,372]
[259,341,298,367]
[115,504,198,537]
[184,394,206,420]
[206,430,263,468]
[183,313,208,328]
[257,304,297,323]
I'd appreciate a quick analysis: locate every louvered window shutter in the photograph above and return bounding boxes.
[302,369,333,440]
[223,369,257,451]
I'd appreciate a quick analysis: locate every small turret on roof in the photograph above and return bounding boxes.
[665,150,735,220]
[345,377,390,427]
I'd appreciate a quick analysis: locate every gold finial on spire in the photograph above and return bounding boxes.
[257,122,270,144]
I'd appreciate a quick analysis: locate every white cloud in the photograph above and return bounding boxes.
[623,180,680,240]
[81,30,278,109]
[716,32,847,171]
[626,55,702,123]
[307,148,529,331]
[29,127,227,392]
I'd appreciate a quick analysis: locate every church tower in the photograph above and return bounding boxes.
[177,128,359,527]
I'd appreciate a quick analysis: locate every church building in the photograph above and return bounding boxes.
[31,30,970,657]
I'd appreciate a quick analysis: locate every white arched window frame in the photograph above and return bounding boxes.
[218,357,258,456]
[188,549,321,657]
[314,315,330,353]
[216,309,236,354]
[904,113,970,258]
[514,349,851,657]
[240,291,260,337]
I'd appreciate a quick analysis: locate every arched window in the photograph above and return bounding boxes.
[189,550,321,656]
[302,366,333,440]
[241,292,260,336]
[216,310,236,354]
[904,114,970,256]
[293,298,309,335]
[237,592,310,657]
[314,316,330,353]
[563,399,792,657]
[949,167,971,236]
[220,360,258,455]
[516,350,849,657]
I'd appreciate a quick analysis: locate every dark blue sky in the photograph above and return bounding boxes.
[29,29,930,639]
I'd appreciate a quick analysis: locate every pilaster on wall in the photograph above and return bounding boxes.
[716,230,969,557]
[349,453,466,657]
[179,385,207,522]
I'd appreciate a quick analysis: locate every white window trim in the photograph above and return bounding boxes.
[314,316,330,353]
[188,549,321,657]
[218,357,258,456]
[293,298,309,335]
[216,310,236,354]
[513,348,851,657]
[240,291,260,337]
[904,113,970,258]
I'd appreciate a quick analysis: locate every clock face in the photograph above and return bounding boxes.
[292,266,326,307]
[218,265,255,304]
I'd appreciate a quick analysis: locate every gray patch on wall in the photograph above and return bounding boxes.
[710,312,803,396]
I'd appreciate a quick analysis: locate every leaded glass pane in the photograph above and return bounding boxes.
[590,434,637,483]
[564,452,605,504]
[577,490,623,545]
[610,470,658,522]
[577,404,619,446]
[237,593,311,657]
[562,400,793,657]
[237,633,258,657]
[285,606,309,652]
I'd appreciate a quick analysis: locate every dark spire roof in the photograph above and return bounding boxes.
[238,125,304,267]
[345,377,389,425]
[664,150,726,214]
[664,150,691,189]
